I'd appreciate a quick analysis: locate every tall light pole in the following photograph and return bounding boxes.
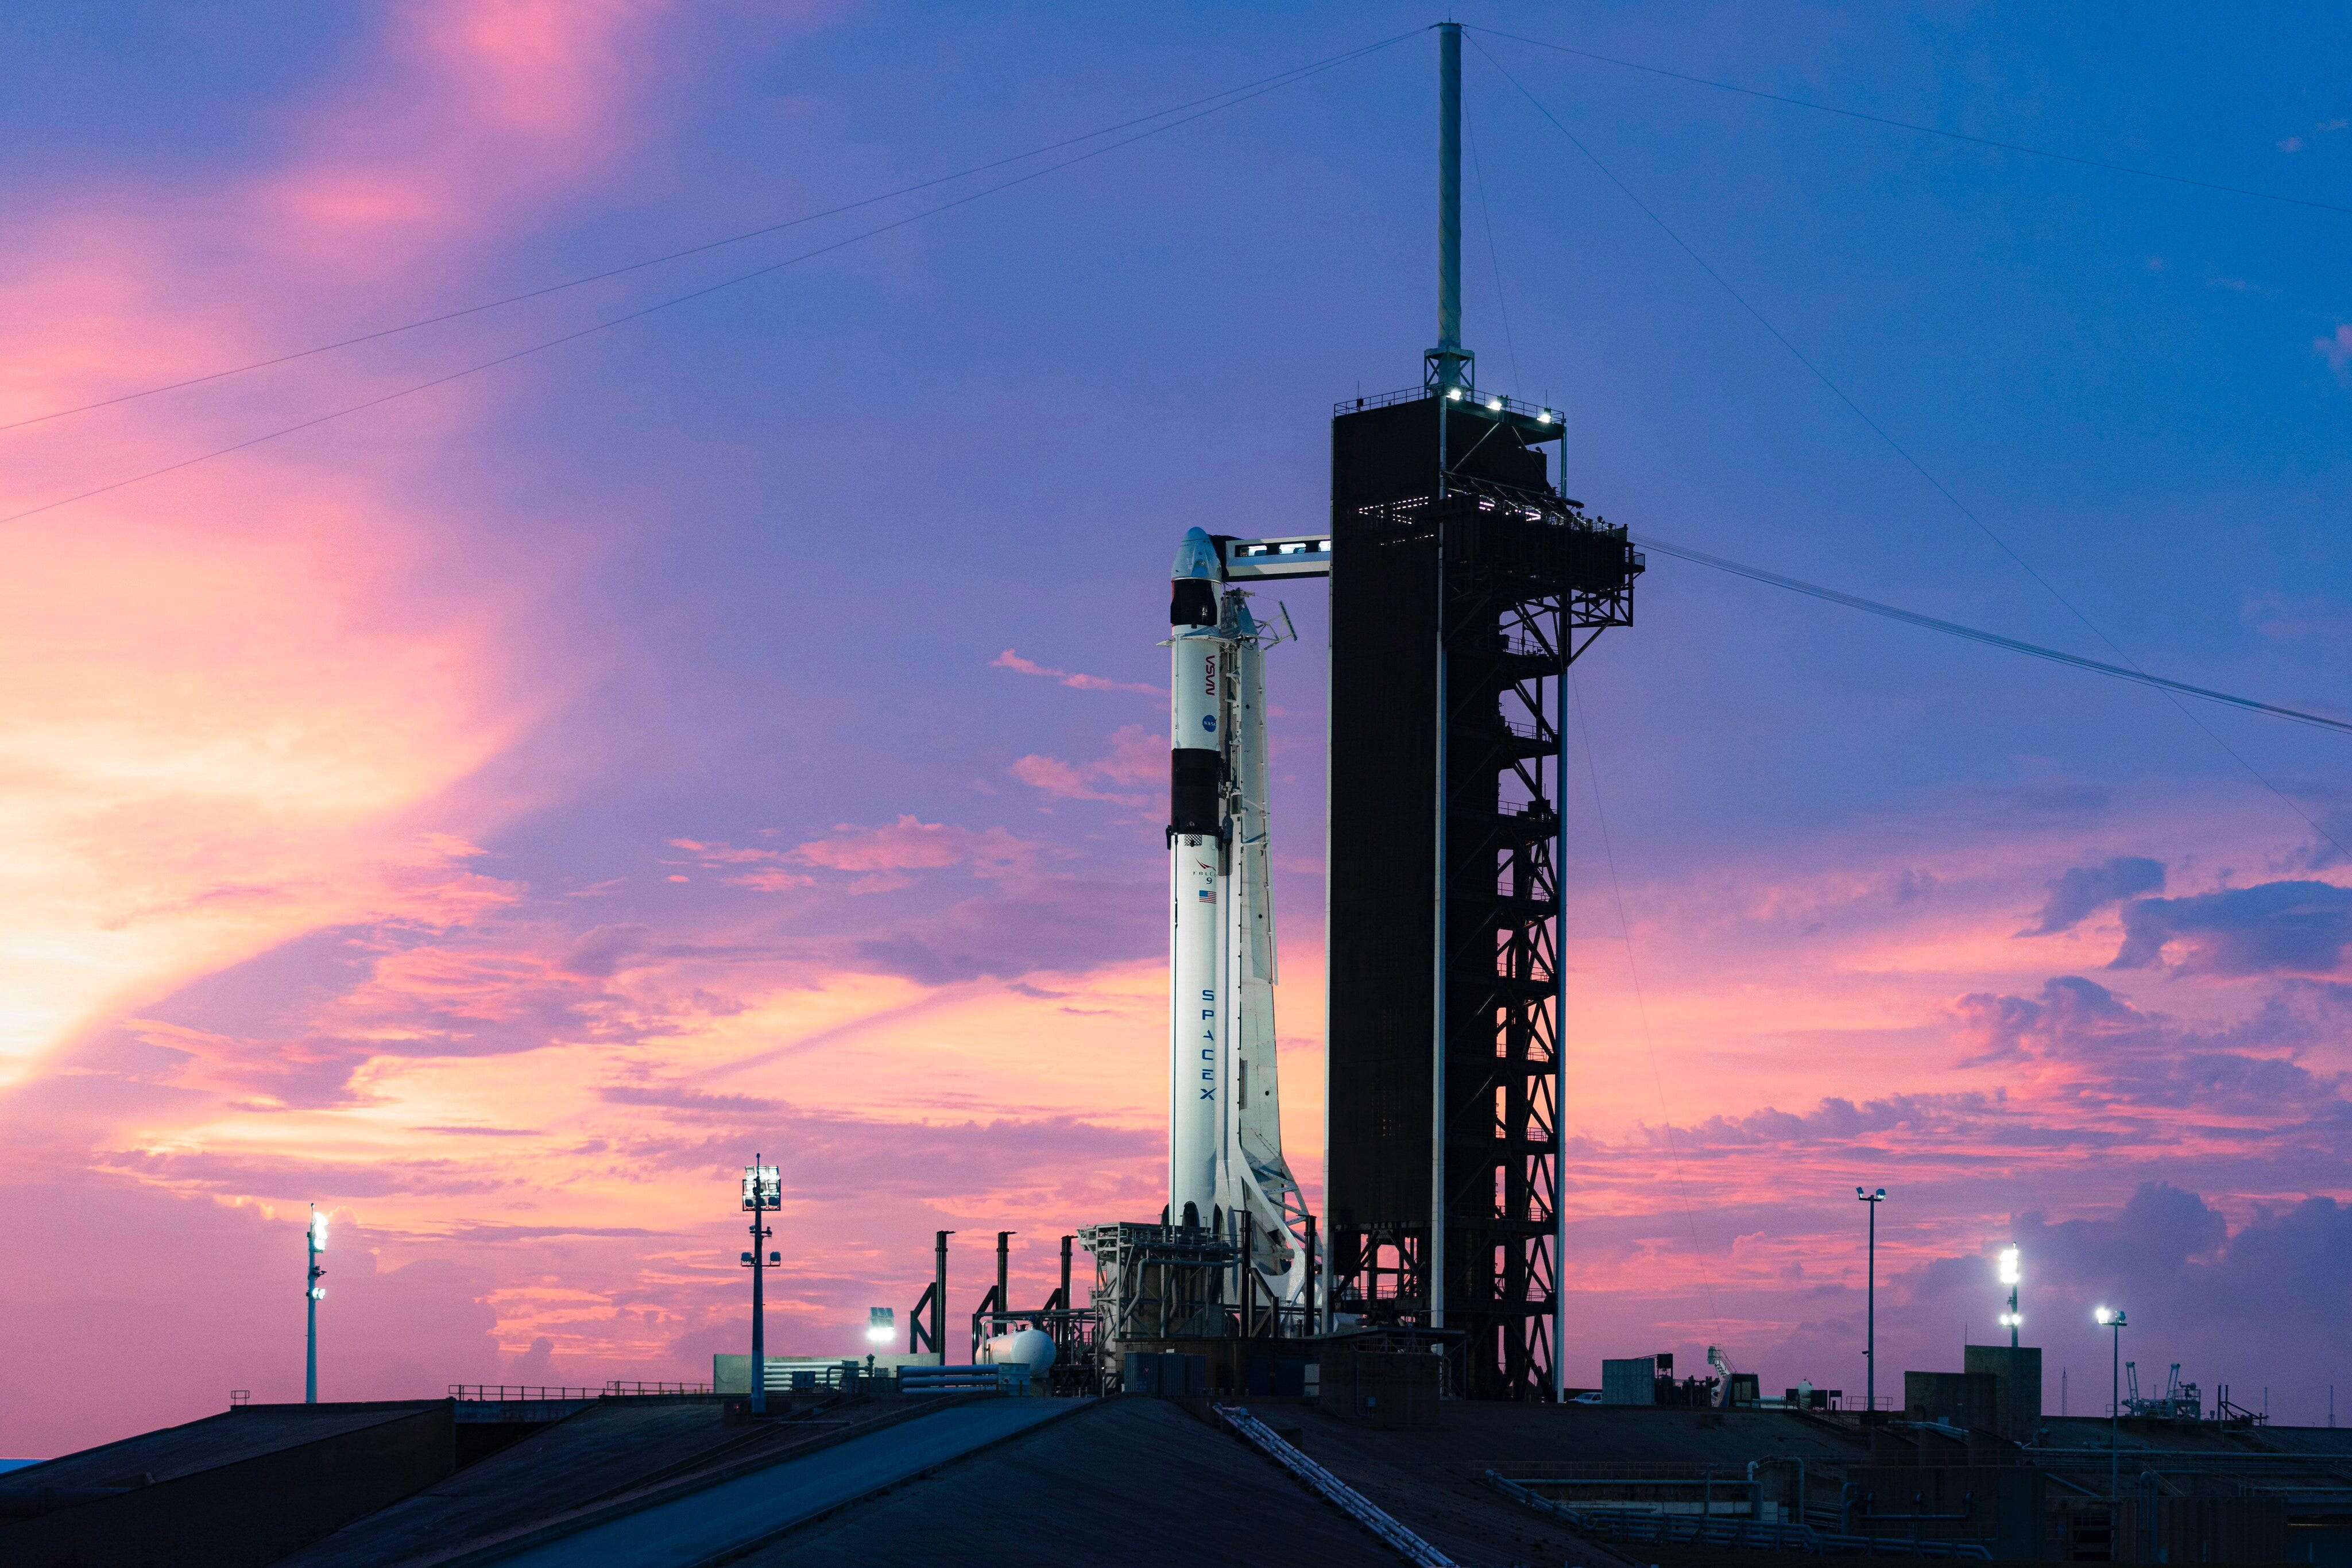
[305,1206,327,1404]
[1998,1245,2022,1348]
[2096,1306,2127,1522]
[741,1157,781,1415]
[1857,1187,1886,1414]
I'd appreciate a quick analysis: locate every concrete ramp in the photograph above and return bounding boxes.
[746,1398,1409,1567]
[492,1398,1082,1566]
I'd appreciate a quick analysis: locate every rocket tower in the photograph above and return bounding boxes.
[1320,24,1641,1400]
[1143,25,1638,1400]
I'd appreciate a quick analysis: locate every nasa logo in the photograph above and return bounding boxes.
[1200,714,1216,733]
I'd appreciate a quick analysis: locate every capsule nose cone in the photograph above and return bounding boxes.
[1169,529,1220,628]
[1171,527,1220,582]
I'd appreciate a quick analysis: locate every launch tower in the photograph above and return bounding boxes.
[1322,24,1642,1401]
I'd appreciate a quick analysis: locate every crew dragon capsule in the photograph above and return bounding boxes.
[1166,528,1311,1307]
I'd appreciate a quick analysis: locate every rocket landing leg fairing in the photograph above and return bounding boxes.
[1168,528,1311,1307]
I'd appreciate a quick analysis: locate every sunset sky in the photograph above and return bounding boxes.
[3,2,2348,1457]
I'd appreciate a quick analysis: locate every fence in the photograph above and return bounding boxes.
[447,1381,716,1402]
[605,1381,713,1396]
[1486,1473,1994,1561]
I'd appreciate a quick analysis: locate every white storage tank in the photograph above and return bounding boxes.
[980,1326,1056,1388]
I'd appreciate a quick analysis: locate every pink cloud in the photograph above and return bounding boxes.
[726,869,815,893]
[1010,723,1158,804]
[792,815,1041,877]
[992,647,1156,695]
[2316,324,2352,384]
[0,0,742,1089]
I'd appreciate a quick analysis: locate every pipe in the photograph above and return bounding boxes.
[934,1229,950,1364]
[1304,1213,1319,1336]
[1241,1213,1257,1334]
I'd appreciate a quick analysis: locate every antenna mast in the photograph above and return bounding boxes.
[1427,23,1473,393]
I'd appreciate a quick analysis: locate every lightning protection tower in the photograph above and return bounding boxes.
[1322,23,1641,1401]
[305,1206,327,1404]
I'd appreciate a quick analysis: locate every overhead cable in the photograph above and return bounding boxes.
[1638,536,2352,738]
[1472,34,2352,861]
[0,31,1414,527]
[1472,25,2352,219]
[0,29,1421,436]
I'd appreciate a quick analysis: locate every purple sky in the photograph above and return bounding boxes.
[1,1,2347,1456]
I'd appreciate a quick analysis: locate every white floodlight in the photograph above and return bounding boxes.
[1487,396,1503,411]
[2094,1306,2113,1325]
[867,1306,894,1345]
[1999,1311,2021,1328]
[1998,1246,2020,1286]
[1537,410,1553,424]
[311,1213,328,1250]
[741,1164,781,1210]
[311,1286,326,1300]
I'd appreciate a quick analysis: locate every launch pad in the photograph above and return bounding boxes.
[1077,24,1643,1404]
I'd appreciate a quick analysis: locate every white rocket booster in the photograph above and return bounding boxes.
[1168,528,1311,1305]
[1167,528,1225,1230]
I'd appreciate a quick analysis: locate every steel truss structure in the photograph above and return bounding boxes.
[1077,1221,1233,1384]
[1325,390,1639,1402]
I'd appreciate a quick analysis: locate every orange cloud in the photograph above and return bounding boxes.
[0,0,701,1086]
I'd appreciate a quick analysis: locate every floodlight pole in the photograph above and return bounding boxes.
[745,1154,775,1416]
[1857,1187,1885,1414]
[2103,1308,2128,1520]
[305,1205,324,1404]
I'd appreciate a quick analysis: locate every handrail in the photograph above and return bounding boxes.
[604,1380,713,1396]
[1218,1405,1457,1567]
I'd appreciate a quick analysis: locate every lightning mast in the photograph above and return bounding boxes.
[304,1206,326,1404]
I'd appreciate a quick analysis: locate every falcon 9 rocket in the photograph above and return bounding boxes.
[1167,528,1311,1306]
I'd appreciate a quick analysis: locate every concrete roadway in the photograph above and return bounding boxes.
[498,1397,1083,1566]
